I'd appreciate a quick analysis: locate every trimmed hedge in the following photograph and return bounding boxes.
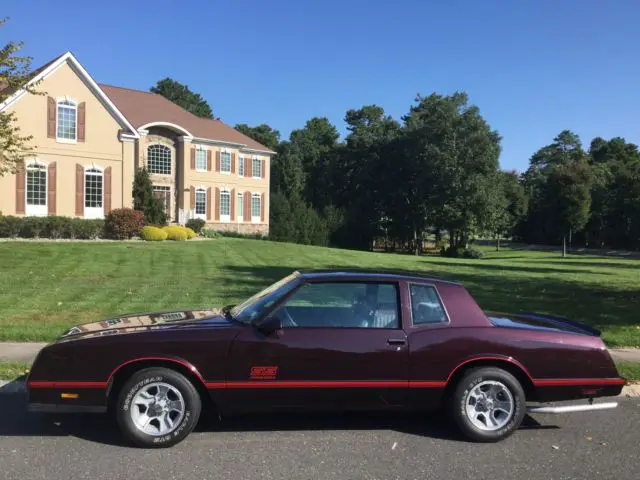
[163,225,188,241]
[141,226,168,241]
[185,227,197,239]
[0,215,104,239]
[105,208,145,240]
[185,218,205,234]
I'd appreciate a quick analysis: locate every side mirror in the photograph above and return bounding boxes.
[255,314,282,335]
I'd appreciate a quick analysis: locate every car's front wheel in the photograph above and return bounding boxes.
[116,367,202,448]
[450,366,526,442]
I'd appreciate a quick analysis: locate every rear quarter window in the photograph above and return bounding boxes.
[409,283,448,325]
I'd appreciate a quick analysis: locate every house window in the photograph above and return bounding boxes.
[238,157,244,177]
[221,152,231,173]
[26,163,47,216]
[56,100,77,141]
[237,192,244,221]
[147,144,172,175]
[251,193,261,222]
[153,185,171,216]
[220,190,230,222]
[84,167,104,219]
[195,147,207,171]
[195,188,206,218]
[252,157,261,178]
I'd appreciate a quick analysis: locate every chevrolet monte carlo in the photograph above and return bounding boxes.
[26,270,625,448]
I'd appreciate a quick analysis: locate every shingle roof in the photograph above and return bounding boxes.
[99,84,274,153]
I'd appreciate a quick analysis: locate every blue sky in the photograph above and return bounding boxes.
[3,0,640,172]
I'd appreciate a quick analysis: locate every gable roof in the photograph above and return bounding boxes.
[99,84,274,154]
[0,51,139,139]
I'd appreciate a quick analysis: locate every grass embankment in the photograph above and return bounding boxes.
[0,238,638,346]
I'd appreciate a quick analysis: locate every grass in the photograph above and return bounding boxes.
[617,362,640,383]
[0,361,29,380]
[0,238,639,346]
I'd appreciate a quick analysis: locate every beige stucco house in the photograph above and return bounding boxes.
[0,52,274,233]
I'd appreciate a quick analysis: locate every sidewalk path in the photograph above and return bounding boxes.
[0,342,48,363]
[1,341,639,364]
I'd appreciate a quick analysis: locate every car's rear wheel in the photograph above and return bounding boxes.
[115,367,201,448]
[450,366,526,442]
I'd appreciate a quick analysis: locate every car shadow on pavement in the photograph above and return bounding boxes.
[1,383,557,447]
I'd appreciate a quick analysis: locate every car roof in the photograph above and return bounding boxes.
[296,269,461,286]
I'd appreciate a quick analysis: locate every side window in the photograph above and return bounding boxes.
[409,284,447,325]
[278,282,399,329]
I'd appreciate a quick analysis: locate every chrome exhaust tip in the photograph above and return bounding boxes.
[527,401,618,414]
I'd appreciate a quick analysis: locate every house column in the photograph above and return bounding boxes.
[176,136,192,218]
[120,133,137,208]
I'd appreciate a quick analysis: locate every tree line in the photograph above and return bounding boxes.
[235,96,640,254]
[2,24,637,254]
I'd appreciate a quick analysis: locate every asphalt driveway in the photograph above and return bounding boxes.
[1,385,639,480]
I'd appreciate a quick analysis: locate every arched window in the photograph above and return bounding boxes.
[57,99,77,141]
[84,167,104,219]
[26,162,47,216]
[220,189,230,221]
[194,187,207,218]
[147,144,172,175]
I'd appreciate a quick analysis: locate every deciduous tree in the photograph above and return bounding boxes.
[150,78,213,119]
[0,18,41,177]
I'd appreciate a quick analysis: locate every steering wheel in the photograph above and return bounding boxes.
[279,306,297,327]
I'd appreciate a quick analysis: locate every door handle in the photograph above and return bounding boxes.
[387,338,406,345]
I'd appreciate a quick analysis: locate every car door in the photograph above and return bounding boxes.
[223,280,410,412]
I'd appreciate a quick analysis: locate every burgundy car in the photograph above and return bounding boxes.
[26,270,625,448]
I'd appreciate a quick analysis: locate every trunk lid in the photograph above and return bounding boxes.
[485,311,601,336]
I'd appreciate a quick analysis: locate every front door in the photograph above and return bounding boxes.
[224,280,409,413]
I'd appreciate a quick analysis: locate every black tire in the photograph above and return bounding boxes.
[450,366,526,442]
[115,367,202,448]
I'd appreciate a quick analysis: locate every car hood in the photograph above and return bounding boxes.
[57,307,231,342]
[485,311,601,336]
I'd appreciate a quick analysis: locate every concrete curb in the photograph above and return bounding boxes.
[2,379,639,398]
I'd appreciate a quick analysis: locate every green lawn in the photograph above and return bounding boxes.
[0,361,29,380]
[0,238,639,346]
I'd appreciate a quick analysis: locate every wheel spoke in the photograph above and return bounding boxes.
[494,400,512,414]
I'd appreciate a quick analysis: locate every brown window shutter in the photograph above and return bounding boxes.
[77,102,86,142]
[211,187,216,221]
[247,157,252,177]
[230,188,235,221]
[231,153,236,174]
[15,161,25,214]
[47,162,57,215]
[47,97,56,138]
[261,193,265,222]
[207,150,212,171]
[104,166,112,215]
[75,164,84,216]
[190,148,196,170]
[261,159,266,179]
[244,191,251,222]
[190,186,195,209]
[215,151,220,172]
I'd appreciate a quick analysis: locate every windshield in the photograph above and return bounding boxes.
[230,272,302,324]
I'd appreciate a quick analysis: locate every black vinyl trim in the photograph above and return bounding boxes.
[27,403,107,413]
